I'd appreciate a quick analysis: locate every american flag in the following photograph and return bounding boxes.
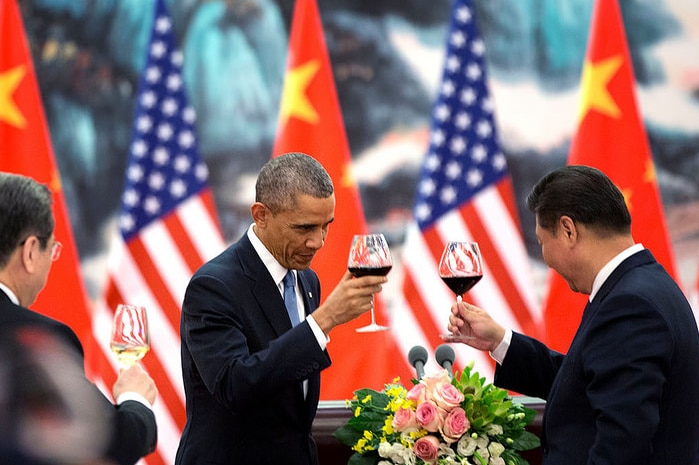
[395,0,541,378]
[93,0,224,463]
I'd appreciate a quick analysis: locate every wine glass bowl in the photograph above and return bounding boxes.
[109,304,150,367]
[438,241,483,302]
[348,233,392,332]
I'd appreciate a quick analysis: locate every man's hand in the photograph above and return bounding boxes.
[311,271,387,335]
[113,364,158,405]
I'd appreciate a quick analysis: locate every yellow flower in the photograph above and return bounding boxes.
[361,394,372,404]
[382,417,394,435]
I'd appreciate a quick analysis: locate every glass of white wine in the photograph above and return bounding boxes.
[110,304,150,367]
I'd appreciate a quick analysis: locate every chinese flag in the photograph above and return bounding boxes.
[543,0,679,352]
[0,1,95,365]
[272,0,412,399]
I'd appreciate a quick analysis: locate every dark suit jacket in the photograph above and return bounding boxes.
[495,249,699,465]
[0,291,157,465]
[175,233,332,465]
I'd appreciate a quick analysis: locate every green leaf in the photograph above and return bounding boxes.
[348,451,379,465]
[333,424,363,447]
[510,430,541,451]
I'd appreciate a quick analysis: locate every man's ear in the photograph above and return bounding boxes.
[250,202,267,227]
[559,216,577,242]
[20,236,41,273]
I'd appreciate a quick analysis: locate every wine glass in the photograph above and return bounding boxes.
[347,233,392,332]
[439,241,483,301]
[439,241,483,342]
[109,304,150,367]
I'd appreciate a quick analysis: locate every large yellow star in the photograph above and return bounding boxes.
[279,60,320,126]
[577,55,623,123]
[0,65,27,128]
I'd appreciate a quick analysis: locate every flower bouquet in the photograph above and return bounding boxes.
[333,363,540,465]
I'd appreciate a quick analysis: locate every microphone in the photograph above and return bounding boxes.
[435,344,455,378]
[408,345,428,380]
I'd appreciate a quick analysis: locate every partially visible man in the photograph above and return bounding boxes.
[175,152,387,465]
[446,165,699,465]
[0,172,158,465]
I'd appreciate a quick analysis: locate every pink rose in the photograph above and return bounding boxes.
[421,369,451,398]
[440,407,469,443]
[415,401,444,432]
[392,407,418,432]
[414,435,441,463]
[432,382,465,411]
[407,383,426,404]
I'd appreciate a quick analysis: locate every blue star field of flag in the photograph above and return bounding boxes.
[119,0,208,241]
[413,0,508,230]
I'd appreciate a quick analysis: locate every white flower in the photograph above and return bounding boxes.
[456,435,477,456]
[488,457,505,465]
[476,447,490,460]
[485,423,503,436]
[378,442,415,465]
[488,441,505,458]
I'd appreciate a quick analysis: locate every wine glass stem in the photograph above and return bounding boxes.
[369,296,377,324]
[456,295,463,303]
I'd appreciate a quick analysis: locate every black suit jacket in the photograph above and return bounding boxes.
[0,291,157,465]
[495,250,699,465]
[175,233,331,465]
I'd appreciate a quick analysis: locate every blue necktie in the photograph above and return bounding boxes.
[283,271,300,327]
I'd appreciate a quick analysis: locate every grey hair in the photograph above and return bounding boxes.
[255,152,334,213]
[0,172,54,268]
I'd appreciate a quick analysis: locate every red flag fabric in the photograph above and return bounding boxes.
[0,0,95,364]
[396,0,541,380]
[272,0,413,399]
[542,0,679,352]
[92,1,225,463]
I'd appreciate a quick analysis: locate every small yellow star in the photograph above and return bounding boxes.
[577,55,623,123]
[340,162,356,189]
[0,65,27,128]
[279,60,320,126]
[621,187,634,213]
[643,159,656,184]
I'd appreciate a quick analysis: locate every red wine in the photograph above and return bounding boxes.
[441,275,482,296]
[348,266,392,277]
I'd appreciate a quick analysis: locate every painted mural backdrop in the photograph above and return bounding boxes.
[18,0,699,365]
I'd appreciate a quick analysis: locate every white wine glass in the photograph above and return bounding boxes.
[347,233,392,332]
[439,241,483,342]
[109,304,150,367]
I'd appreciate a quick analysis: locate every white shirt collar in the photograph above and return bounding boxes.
[0,282,19,305]
[589,243,644,302]
[246,224,292,290]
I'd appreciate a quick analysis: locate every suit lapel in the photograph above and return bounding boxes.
[236,235,292,337]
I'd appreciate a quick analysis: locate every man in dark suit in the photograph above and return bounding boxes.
[175,152,387,465]
[0,172,158,465]
[446,165,699,464]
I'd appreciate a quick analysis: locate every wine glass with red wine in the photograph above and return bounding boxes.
[439,241,483,302]
[347,233,392,332]
[439,241,483,342]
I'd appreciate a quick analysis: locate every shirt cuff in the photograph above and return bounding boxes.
[490,328,512,365]
[116,391,153,409]
[307,314,329,350]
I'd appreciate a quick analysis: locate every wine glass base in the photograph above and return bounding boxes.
[440,333,476,342]
[356,324,390,333]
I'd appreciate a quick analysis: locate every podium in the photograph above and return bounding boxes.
[312,398,545,465]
